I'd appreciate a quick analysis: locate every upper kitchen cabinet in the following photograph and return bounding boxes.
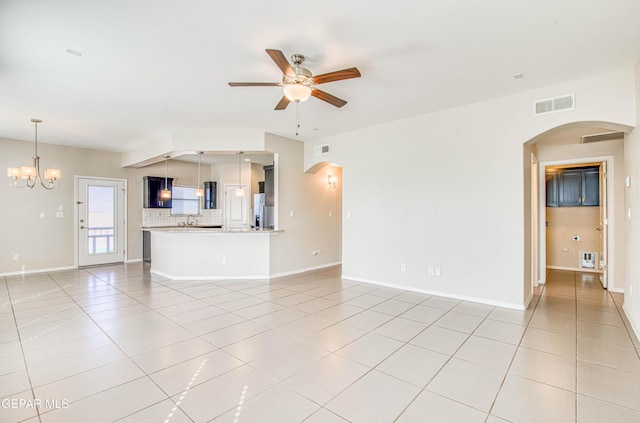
[546,166,600,207]
[581,167,600,206]
[143,176,173,208]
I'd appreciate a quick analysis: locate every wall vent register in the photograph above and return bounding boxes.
[534,93,575,116]
[314,144,330,156]
[580,131,624,144]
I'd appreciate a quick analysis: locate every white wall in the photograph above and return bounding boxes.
[623,58,640,338]
[266,134,342,276]
[305,68,636,309]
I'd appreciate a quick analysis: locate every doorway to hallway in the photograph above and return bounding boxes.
[543,160,609,289]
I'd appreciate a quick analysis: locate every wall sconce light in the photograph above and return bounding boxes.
[328,175,337,188]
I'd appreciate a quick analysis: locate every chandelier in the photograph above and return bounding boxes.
[7,119,61,190]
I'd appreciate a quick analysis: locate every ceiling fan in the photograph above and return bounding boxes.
[228,49,361,110]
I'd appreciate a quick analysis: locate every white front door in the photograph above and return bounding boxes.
[77,177,126,266]
[224,184,249,229]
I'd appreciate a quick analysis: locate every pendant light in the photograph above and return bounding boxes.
[236,151,245,197]
[160,155,171,200]
[194,151,204,197]
[7,119,61,190]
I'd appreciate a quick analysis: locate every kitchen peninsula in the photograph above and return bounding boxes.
[149,227,282,280]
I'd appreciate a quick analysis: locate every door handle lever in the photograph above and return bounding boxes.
[80,225,86,229]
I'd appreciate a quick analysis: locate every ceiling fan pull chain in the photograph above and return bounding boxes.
[296,101,300,136]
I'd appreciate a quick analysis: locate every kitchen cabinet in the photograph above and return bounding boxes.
[581,167,600,206]
[143,176,173,208]
[203,181,217,209]
[545,172,558,207]
[546,166,599,207]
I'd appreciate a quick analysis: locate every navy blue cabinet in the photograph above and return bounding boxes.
[546,166,599,207]
[143,176,173,208]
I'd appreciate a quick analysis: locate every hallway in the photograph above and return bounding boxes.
[517,269,640,421]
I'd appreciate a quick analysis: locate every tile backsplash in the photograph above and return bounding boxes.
[142,208,223,227]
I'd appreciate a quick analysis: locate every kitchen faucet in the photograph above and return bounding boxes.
[186,215,197,226]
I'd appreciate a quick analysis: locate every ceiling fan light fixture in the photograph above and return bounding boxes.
[283,84,312,102]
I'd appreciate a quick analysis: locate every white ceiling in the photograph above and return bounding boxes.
[1,0,639,152]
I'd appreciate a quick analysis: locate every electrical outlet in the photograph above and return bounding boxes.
[400,264,407,272]
[39,212,45,219]
[434,267,441,277]
[222,257,228,265]
[428,267,434,276]
[328,211,332,217]
[12,254,19,261]
[312,250,321,256]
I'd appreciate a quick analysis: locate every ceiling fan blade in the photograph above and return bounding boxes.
[312,67,361,85]
[228,82,281,87]
[311,89,347,108]
[266,49,294,76]
[275,96,291,110]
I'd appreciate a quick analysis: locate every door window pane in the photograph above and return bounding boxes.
[87,186,115,254]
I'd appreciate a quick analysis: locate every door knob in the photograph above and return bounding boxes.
[80,225,86,229]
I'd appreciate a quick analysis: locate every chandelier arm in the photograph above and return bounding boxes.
[35,156,55,190]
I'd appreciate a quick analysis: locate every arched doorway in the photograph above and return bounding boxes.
[524,121,631,300]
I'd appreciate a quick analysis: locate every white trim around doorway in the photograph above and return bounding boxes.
[537,155,615,289]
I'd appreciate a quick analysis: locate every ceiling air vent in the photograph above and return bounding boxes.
[534,94,575,116]
[581,131,624,144]
[314,144,330,156]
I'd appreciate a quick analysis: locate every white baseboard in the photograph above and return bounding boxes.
[0,265,76,277]
[126,258,143,264]
[150,269,270,281]
[341,274,526,310]
[269,262,342,279]
[150,261,342,281]
[609,287,625,294]
[546,265,602,274]
[622,303,640,343]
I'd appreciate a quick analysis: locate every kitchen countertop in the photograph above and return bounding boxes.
[143,226,281,234]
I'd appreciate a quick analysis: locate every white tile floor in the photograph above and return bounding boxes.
[1,265,639,422]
